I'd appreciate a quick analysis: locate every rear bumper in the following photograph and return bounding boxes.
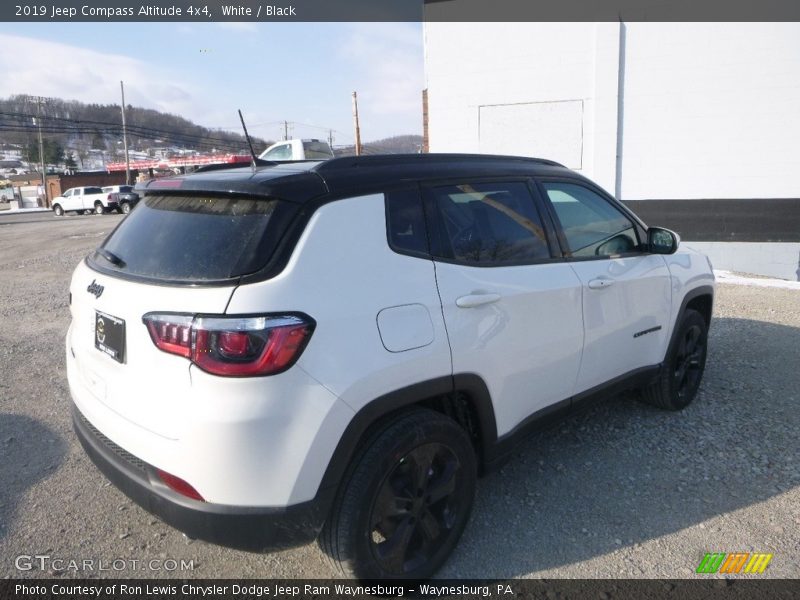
[71,403,330,552]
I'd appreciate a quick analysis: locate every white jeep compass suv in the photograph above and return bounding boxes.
[67,154,714,579]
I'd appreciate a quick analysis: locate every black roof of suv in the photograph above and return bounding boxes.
[145,154,572,202]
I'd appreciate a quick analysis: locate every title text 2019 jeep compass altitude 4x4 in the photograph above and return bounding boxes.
[67,154,714,579]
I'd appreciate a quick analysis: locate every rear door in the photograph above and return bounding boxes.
[424,179,584,437]
[538,179,671,394]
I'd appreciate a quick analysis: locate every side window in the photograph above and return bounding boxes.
[63,189,72,197]
[385,189,428,256]
[426,181,550,265]
[264,144,292,160]
[542,182,640,258]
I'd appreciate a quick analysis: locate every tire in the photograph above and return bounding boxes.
[121,202,131,214]
[641,308,708,410]
[94,202,104,215]
[320,408,477,580]
[53,204,64,217]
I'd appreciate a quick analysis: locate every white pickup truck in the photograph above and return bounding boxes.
[52,186,118,216]
[258,139,334,161]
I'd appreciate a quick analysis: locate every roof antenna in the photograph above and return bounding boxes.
[238,109,258,173]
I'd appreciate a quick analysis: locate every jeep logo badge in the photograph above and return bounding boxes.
[87,280,104,298]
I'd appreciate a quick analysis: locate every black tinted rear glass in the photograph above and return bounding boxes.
[92,195,292,282]
[85,187,104,194]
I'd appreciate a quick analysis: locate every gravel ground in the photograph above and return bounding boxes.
[1,212,798,579]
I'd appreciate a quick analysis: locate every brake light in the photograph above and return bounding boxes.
[142,313,314,377]
[144,314,193,358]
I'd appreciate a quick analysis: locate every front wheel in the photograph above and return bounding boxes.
[641,309,708,410]
[94,203,104,215]
[121,202,131,214]
[320,409,477,580]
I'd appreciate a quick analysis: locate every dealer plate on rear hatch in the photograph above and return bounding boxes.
[95,311,125,363]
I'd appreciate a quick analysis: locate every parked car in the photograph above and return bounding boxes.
[102,185,139,214]
[53,186,117,216]
[67,154,714,579]
[258,138,334,161]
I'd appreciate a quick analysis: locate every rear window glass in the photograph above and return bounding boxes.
[92,195,292,282]
[302,141,334,159]
[119,186,133,193]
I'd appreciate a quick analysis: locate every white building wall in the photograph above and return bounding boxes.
[424,23,620,193]
[424,22,800,200]
[620,23,800,200]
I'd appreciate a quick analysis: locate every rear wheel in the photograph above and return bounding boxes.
[94,202,104,215]
[641,309,708,410]
[53,204,64,217]
[320,409,477,580]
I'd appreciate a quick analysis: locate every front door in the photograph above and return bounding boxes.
[538,180,672,394]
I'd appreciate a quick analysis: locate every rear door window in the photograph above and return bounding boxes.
[85,187,104,194]
[424,181,551,265]
[91,195,296,283]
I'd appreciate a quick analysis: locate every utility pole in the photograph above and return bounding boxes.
[351,91,362,156]
[283,120,289,141]
[120,81,131,185]
[34,96,47,207]
[328,129,334,150]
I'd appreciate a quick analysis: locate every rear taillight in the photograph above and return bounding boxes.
[143,313,314,377]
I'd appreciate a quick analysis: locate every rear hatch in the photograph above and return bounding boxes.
[69,193,297,439]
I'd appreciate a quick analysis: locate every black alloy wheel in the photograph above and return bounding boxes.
[368,442,465,574]
[673,321,706,402]
[320,408,477,579]
[641,308,709,410]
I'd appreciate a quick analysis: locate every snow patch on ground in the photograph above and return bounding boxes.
[715,270,800,290]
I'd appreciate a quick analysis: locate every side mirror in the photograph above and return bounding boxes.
[647,227,679,255]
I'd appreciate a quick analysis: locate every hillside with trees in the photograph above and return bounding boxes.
[0,95,268,166]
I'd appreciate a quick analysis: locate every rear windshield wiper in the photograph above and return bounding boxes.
[96,248,126,268]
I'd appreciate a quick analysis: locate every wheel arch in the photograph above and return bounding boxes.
[317,374,499,497]
[666,285,714,359]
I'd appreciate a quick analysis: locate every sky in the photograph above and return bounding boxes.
[0,22,424,144]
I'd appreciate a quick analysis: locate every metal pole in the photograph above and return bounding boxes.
[352,92,362,156]
[120,81,131,185]
[284,120,289,141]
[36,97,47,207]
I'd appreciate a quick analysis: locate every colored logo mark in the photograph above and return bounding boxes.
[696,552,773,574]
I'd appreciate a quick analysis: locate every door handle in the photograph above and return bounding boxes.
[588,278,615,290]
[456,293,501,308]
